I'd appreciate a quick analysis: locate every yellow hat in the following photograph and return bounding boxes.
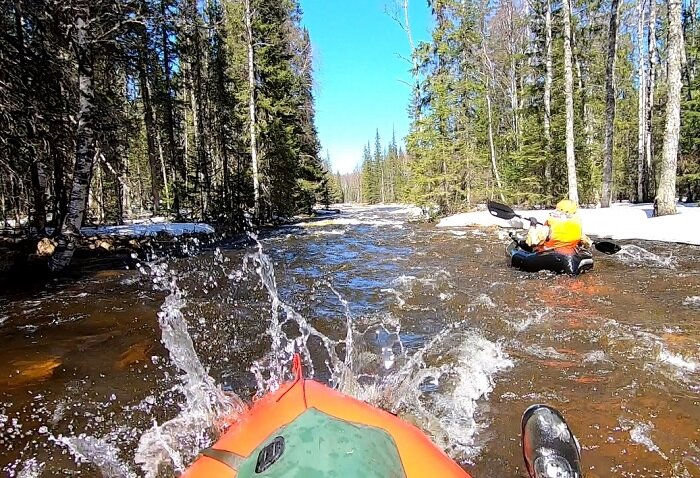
[555,199,578,214]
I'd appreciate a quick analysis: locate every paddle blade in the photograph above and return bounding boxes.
[594,240,621,255]
[487,200,518,220]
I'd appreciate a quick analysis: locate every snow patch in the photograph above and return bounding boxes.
[81,223,215,237]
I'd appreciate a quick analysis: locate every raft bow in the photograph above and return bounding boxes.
[184,355,471,478]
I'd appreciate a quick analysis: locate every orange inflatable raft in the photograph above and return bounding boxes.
[183,356,471,478]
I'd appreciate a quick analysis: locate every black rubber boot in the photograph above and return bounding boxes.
[521,404,582,478]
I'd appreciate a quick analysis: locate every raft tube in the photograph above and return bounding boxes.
[183,356,471,478]
[507,241,593,275]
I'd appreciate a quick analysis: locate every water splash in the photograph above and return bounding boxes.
[682,296,700,309]
[338,322,513,462]
[238,232,515,461]
[22,213,514,475]
[245,241,351,393]
[437,334,514,460]
[470,293,496,309]
[658,347,698,373]
[615,245,677,269]
[54,434,136,478]
[622,420,668,460]
[133,262,245,477]
[15,458,43,478]
[510,309,550,333]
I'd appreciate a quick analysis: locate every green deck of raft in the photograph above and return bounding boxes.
[238,408,407,478]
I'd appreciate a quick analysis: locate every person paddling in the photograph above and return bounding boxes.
[524,199,592,255]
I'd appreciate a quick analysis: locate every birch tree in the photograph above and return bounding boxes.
[49,11,97,271]
[544,0,553,185]
[637,0,647,201]
[244,0,260,219]
[563,0,579,203]
[645,0,657,196]
[655,0,684,215]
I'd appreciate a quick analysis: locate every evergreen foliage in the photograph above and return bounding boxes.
[342,0,697,212]
[0,0,327,247]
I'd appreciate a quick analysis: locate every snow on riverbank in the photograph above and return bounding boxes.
[81,222,215,237]
[438,202,700,245]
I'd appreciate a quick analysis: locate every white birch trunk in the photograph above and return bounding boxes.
[645,0,657,194]
[244,0,260,219]
[655,0,683,215]
[402,0,417,73]
[637,0,647,202]
[563,0,579,204]
[544,0,553,184]
[49,16,96,271]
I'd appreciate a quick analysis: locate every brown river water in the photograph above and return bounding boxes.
[0,204,699,477]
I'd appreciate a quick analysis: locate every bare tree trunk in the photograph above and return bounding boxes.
[394,0,420,120]
[161,0,181,217]
[507,0,520,149]
[602,0,621,207]
[577,59,596,153]
[485,86,505,201]
[157,131,170,204]
[573,28,595,153]
[563,0,579,204]
[645,0,657,198]
[655,0,683,216]
[53,146,68,229]
[186,10,209,219]
[138,54,161,213]
[481,39,506,201]
[244,0,260,219]
[543,0,553,187]
[49,16,95,271]
[637,0,647,202]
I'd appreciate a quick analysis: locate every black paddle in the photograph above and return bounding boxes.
[487,200,622,255]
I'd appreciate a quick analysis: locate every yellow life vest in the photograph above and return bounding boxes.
[538,214,583,252]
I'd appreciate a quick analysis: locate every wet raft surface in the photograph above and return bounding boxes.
[1,204,699,477]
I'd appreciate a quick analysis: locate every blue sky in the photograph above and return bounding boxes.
[298,0,432,174]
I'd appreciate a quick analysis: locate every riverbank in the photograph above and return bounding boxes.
[438,202,700,245]
[0,207,350,283]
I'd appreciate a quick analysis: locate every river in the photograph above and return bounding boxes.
[1,204,699,477]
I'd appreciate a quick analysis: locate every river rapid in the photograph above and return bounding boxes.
[1,204,699,477]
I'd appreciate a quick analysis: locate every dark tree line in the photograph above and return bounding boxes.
[1,0,332,269]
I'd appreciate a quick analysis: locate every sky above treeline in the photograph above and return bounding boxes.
[298,0,432,174]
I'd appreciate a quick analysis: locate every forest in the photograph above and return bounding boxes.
[3,0,700,271]
[338,0,700,215]
[1,0,335,269]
